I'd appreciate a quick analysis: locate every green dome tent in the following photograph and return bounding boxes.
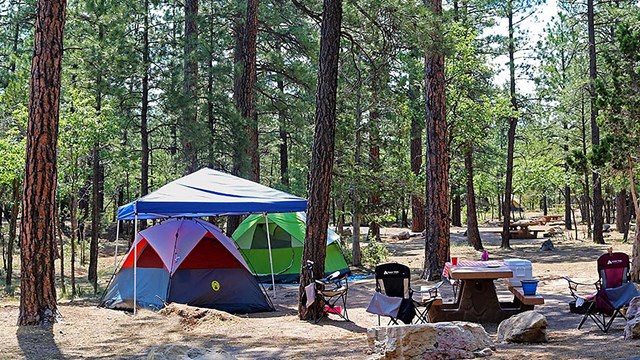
[232,212,350,283]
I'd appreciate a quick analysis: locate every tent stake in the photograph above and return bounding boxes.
[133,214,138,315]
[264,213,276,298]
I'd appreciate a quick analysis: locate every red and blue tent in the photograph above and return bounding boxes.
[101,218,273,313]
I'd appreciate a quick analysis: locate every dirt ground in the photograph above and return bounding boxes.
[2,222,640,359]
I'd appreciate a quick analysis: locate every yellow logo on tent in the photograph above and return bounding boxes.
[211,280,220,292]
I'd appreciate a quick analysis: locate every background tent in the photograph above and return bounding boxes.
[117,168,307,220]
[232,212,350,283]
[101,218,273,313]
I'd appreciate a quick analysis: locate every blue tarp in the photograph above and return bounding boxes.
[117,168,307,220]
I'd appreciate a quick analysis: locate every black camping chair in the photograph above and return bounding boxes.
[564,251,639,332]
[304,260,349,323]
[373,263,443,325]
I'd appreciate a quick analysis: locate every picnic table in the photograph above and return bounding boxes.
[538,214,563,224]
[508,220,542,239]
[428,261,544,323]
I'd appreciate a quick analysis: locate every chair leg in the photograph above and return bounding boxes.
[578,302,595,329]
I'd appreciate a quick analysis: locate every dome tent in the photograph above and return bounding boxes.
[101,218,273,313]
[232,212,350,283]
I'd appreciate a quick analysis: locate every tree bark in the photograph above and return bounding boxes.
[616,189,627,233]
[70,191,77,297]
[465,143,482,250]
[240,0,260,182]
[88,143,100,291]
[182,0,199,173]
[57,204,65,295]
[501,0,517,249]
[351,45,363,266]
[19,0,66,325]
[6,178,19,287]
[628,156,640,281]
[277,78,289,186]
[298,0,342,320]
[587,0,604,244]
[141,0,150,198]
[422,0,449,280]
[451,186,462,227]
[410,97,425,232]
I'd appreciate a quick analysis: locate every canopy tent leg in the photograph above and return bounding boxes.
[264,213,276,298]
[113,220,120,271]
[133,215,138,315]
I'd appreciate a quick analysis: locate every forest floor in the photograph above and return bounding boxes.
[1,219,640,359]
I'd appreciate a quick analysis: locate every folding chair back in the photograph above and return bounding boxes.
[597,252,629,289]
[565,252,638,332]
[375,263,411,299]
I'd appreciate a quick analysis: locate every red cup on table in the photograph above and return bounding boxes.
[451,256,458,266]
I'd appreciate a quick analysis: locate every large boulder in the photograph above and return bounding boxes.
[496,311,548,343]
[626,296,640,320]
[367,322,495,359]
[625,317,640,340]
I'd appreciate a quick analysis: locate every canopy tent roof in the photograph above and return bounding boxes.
[117,168,307,220]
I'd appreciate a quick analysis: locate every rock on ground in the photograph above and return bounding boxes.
[367,322,495,359]
[147,344,236,360]
[625,317,640,340]
[626,296,640,320]
[497,311,548,343]
[539,239,555,251]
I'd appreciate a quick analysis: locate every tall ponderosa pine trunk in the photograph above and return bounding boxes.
[298,0,342,320]
[501,0,517,249]
[57,205,65,295]
[141,0,150,198]
[182,0,199,173]
[19,0,67,325]
[465,143,482,250]
[368,70,382,241]
[628,157,640,281]
[616,189,627,233]
[6,178,19,286]
[410,91,425,233]
[241,0,260,182]
[277,77,289,186]
[89,142,100,292]
[227,4,245,237]
[451,187,462,227]
[587,0,604,244]
[422,0,449,280]
[351,46,363,266]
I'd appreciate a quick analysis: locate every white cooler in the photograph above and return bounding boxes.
[504,258,532,286]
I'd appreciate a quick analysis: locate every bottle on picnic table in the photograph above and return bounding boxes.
[481,250,489,261]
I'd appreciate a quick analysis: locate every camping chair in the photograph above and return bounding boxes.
[303,260,349,323]
[564,251,639,332]
[369,263,443,325]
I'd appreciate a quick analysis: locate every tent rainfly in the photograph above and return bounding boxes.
[232,212,350,283]
[101,218,273,313]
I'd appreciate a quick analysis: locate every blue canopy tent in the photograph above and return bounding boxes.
[113,168,307,313]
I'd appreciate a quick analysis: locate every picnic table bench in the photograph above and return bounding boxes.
[428,261,545,323]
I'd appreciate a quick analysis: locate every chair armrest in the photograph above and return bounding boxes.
[563,276,598,287]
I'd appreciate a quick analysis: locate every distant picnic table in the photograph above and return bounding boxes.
[538,214,563,225]
[508,220,542,239]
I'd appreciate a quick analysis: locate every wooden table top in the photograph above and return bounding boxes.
[448,264,514,280]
